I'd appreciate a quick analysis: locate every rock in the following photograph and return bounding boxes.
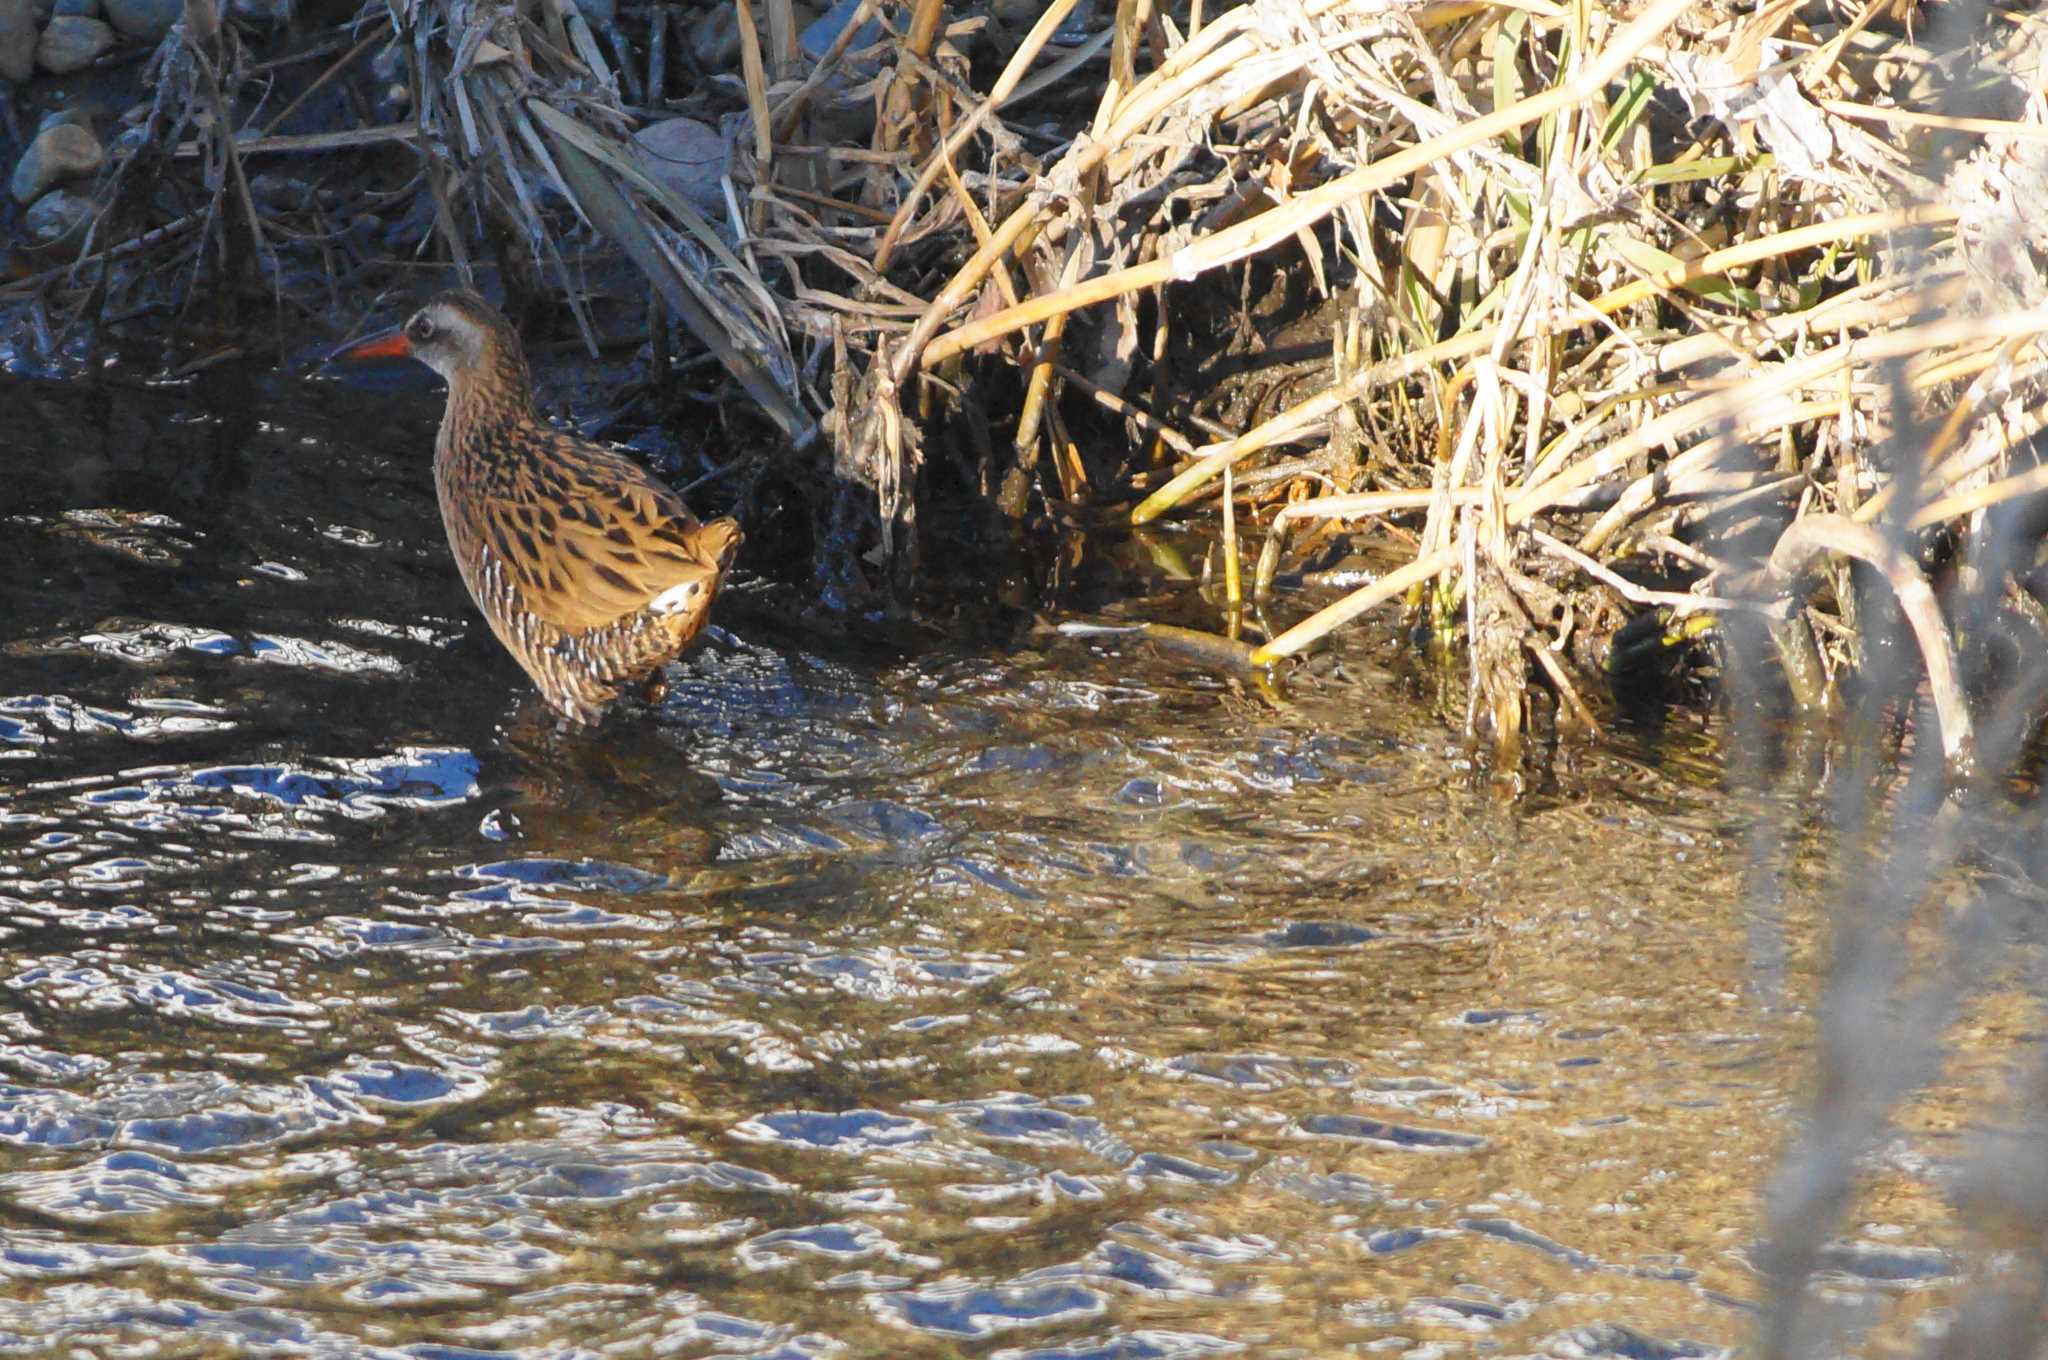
[369,40,405,83]
[382,192,434,250]
[23,187,95,249]
[793,0,884,142]
[247,171,332,213]
[630,117,728,215]
[100,0,177,41]
[1056,0,1098,41]
[11,121,104,204]
[688,5,737,71]
[36,15,114,73]
[226,0,288,25]
[0,0,36,83]
[990,0,1096,40]
[37,102,98,134]
[801,0,881,65]
[368,43,411,119]
[53,0,98,16]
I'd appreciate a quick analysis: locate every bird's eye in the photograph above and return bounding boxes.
[408,315,436,343]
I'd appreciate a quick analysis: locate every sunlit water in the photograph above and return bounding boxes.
[0,368,1956,1357]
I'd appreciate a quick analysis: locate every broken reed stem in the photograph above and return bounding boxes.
[1250,311,2048,668]
[732,0,775,168]
[1764,514,1975,780]
[1051,364,1201,457]
[1819,98,2048,142]
[1133,204,1960,526]
[2,214,205,299]
[872,0,1080,270]
[920,0,1693,371]
[888,0,1318,388]
[255,22,389,141]
[1564,312,2048,553]
[1222,457,1242,611]
[1527,633,1602,737]
[1254,549,1455,666]
[1652,274,1960,375]
[1575,399,1847,555]
[1903,393,2048,528]
[770,0,880,138]
[1015,151,1101,462]
[1525,529,1764,616]
[764,0,798,76]
[905,0,945,59]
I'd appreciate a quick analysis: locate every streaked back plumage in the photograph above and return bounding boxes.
[398,290,741,724]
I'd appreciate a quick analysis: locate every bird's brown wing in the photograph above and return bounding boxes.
[475,430,741,635]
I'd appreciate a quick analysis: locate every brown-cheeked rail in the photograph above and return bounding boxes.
[336,290,741,725]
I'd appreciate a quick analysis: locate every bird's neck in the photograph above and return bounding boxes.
[440,356,541,454]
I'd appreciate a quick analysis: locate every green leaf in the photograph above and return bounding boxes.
[1608,233,1763,309]
[1600,68,1657,152]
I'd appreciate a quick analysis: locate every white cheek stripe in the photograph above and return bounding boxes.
[651,581,702,614]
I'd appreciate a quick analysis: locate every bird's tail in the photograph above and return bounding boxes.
[697,518,743,574]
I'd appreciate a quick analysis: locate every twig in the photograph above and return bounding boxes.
[1820,98,2048,142]
[1762,513,1975,780]
[1525,529,1770,616]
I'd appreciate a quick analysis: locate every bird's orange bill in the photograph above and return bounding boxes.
[332,328,410,362]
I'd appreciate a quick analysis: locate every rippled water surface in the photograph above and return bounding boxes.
[0,369,1944,1357]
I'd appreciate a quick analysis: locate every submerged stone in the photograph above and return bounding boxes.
[630,117,728,215]
[36,15,114,73]
[688,5,737,71]
[801,0,882,64]
[23,186,95,248]
[102,0,178,41]
[0,0,34,83]
[226,0,289,25]
[11,120,104,205]
[37,101,101,134]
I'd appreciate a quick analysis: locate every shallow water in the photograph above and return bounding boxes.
[0,367,1953,1357]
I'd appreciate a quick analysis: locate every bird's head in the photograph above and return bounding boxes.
[333,290,528,389]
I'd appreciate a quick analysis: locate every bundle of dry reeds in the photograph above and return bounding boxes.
[854,0,2047,778]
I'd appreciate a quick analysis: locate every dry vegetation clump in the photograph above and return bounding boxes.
[7,0,2048,772]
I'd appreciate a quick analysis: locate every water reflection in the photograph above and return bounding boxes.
[0,368,1916,1356]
